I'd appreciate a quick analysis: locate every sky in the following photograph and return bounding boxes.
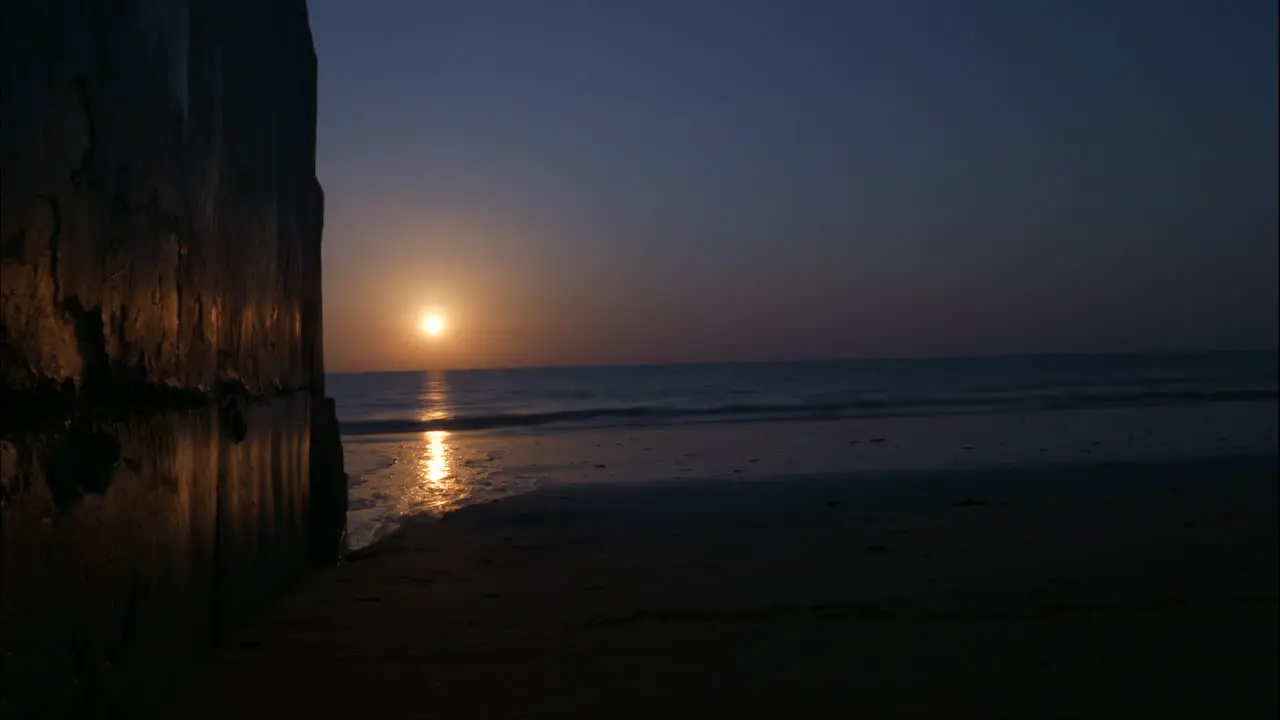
[307,0,1278,372]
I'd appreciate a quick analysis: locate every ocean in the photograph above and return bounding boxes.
[330,352,1279,549]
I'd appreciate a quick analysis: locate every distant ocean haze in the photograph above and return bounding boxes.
[330,352,1278,435]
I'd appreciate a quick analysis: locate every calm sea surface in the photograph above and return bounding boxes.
[329,352,1278,549]
[331,352,1277,435]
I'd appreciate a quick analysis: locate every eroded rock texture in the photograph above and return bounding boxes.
[0,1,344,717]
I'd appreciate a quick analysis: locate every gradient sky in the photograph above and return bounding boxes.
[308,0,1278,372]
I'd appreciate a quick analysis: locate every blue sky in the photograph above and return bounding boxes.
[308,0,1277,370]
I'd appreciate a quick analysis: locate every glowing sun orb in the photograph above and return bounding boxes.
[420,314,446,337]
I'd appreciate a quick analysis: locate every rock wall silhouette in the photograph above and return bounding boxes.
[0,1,345,717]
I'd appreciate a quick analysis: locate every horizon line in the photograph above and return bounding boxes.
[324,347,1279,376]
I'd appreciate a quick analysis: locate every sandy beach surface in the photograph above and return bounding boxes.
[183,441,1278,718]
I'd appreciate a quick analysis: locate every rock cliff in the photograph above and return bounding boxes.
[0,1,345,717]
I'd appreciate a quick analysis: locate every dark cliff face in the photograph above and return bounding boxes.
[0,1,343,717]
[1,0,323,398]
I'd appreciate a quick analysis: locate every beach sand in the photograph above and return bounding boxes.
[183,451,1278,718]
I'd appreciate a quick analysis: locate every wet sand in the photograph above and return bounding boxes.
[184,453,1278,719]
[343,402,1279,550]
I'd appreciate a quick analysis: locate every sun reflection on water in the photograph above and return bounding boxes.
[415,430,457,508]
[342,368,536,549]
[419,370,450,422]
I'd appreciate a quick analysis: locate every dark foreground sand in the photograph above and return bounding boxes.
[185,455,1278,719]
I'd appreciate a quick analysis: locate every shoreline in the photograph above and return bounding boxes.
[341,401,1278,550]
[188,451,1278,718]
[361,450,1279,550]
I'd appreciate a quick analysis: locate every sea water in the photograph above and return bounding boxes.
[330,352,1278,549]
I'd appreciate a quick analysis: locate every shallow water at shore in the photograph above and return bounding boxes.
[342,400,1278,550]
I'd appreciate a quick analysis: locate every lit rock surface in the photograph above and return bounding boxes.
[0,2,344,717]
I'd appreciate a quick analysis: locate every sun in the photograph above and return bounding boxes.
[420,314,445,337]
